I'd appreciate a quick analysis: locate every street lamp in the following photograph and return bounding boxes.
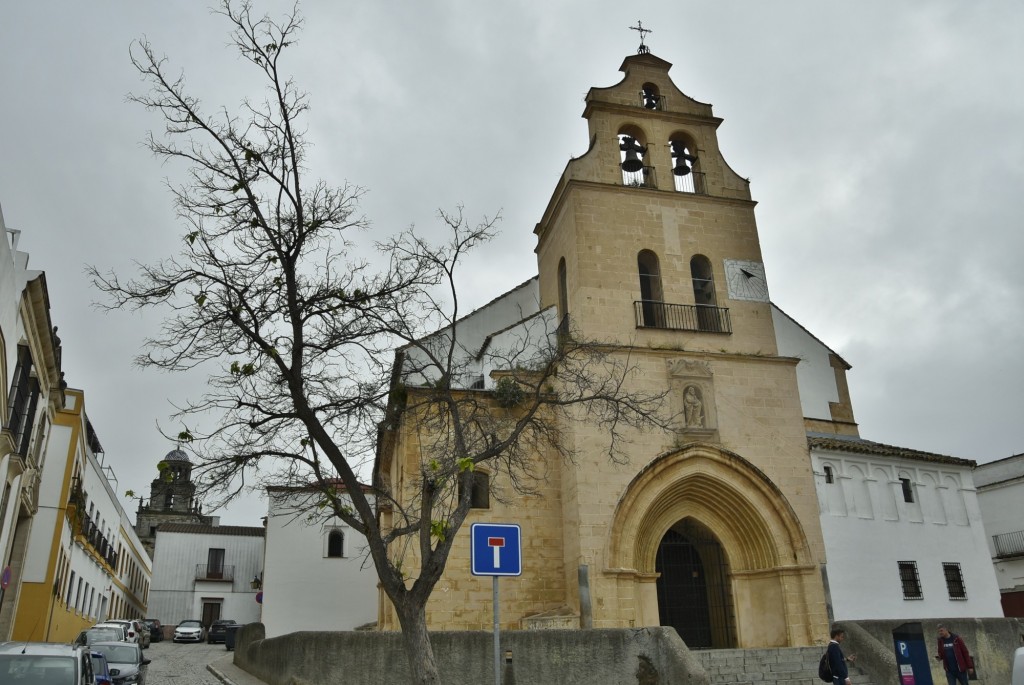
[250,574,262,590]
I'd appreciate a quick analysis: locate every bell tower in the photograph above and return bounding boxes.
[535,51,776,355]
[533,46,830,648]
[134,447,212,556]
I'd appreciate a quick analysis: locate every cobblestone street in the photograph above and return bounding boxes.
[144,639,231,685]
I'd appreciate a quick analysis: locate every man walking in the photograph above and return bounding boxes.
[827,626,856,685]
[936,623,974,685]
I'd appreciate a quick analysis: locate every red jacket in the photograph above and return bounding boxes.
[936,633,973,673]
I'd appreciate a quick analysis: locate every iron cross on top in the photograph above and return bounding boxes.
[630,20,652,54]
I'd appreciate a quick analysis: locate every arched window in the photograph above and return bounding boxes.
[557,258,568,322]
[618,131,652,188]
[638,250,664,328]
[327,530,344,558]
[669,134,703,194]
[690,255,721,332]
[640,83,663,110]
[458,471,490,509]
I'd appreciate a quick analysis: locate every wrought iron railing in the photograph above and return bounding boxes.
[622,165,657,189]
[993,529,1024,558]
[634,301,731,334]
[79,512,118,569]
[195,564,235,581]
[674,170,707,195]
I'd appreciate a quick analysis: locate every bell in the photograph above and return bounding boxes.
[671,140,697,177]
[620,136,645,173]
[642,87,660,110]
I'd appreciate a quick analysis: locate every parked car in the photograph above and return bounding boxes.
[90,650,113,685]
[207,619,237,644]
[75,626,126,647]
[89,642,149,685]
[0,641,95,684]
[1012,646,1024,685]
[94,622,133,645]
[101,619,149,649]
[142,619,163,643]
[173,619,206,643]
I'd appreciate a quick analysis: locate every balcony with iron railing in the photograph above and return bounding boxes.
[196,564,235,582]
[993,529,1024,558]
[634,301,732,334]
[77,511,118,569]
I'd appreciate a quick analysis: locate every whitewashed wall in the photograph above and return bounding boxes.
[771,305,839,421]
[975,455,1024,596]
[148,526,263,628]
[403,278,541,389]
[261,489,378,638]
[813,446,1003,620]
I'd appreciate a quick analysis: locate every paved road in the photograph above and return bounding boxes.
[144,638,229,685]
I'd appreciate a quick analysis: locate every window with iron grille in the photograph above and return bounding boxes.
[898,561,922,599]
[943,562,967,600]
[824,466,834,484]
[900,477,915,503]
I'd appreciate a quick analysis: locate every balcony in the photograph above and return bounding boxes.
[621,165,657,189]
[673,170,707,195]
[196,564,235,582]
[634,301,732,334]
[78,512,118,569]
[993,530,1024,558]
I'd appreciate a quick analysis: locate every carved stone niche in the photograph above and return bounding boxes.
[667,359,719,442]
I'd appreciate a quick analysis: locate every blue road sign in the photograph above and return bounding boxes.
[471,523,522,576]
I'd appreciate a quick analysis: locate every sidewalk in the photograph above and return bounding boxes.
[207,652,271,685]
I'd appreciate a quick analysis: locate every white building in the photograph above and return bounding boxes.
[148,522,263,630]
[774,305,1003,620]
[15,388,152,640]
[261,484,377,638]
[975,453,1024,617]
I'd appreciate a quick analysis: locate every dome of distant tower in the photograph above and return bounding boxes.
[163,448,192,463]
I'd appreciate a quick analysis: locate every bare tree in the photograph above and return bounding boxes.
[90,3,672,683]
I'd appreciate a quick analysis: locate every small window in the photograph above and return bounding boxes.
[900,477,915,503]
[824,466,834,484]
[459,471,490,509]
[327,530,344,558]
[557,258,568,320]
[943,562,967,600]
[898,561,922,599]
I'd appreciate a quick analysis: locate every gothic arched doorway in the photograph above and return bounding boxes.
[655,518,736,649]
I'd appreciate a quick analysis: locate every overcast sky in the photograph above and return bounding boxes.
[1,2,1022,526]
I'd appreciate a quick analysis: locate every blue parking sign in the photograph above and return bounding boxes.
[471,523,522,576]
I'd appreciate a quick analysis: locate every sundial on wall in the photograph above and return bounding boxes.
[724,259,770,302]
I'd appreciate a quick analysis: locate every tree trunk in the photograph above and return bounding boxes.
[395,600,441,685]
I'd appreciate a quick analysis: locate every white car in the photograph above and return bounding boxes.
[173,619,206,643]
[94,621,134,644]
[1012,646,1024,685]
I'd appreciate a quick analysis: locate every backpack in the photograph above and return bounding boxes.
[818,650,832,682]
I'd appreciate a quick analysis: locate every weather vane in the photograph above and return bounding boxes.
[629,20,652,55]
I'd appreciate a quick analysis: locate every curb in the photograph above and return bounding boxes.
[207,661,237,685]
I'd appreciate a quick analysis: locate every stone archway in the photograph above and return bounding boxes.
[607,444,827,648]
[655,518,736,649]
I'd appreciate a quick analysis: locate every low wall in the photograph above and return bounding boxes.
[232,624,709,685]
[838,617,1024,685]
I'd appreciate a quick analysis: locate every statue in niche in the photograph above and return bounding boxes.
[683,385,705,428]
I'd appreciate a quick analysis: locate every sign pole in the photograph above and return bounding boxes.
[493,575,501,685]
[471,523,520,685]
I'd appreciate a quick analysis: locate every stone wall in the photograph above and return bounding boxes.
[233,624,709,685]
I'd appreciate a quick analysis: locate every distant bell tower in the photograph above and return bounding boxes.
[134,447,212,556]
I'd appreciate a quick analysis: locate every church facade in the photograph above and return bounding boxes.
[377,51,838,649]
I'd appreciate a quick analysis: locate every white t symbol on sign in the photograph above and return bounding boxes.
[488,537,505,567]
